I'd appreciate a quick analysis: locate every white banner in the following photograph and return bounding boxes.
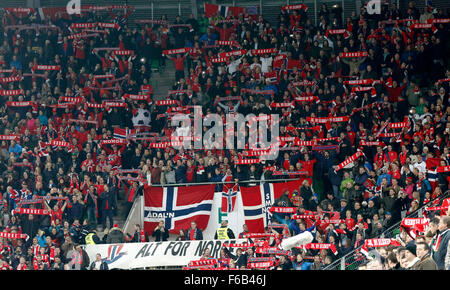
[84,239,246,269]
[202,191,246,240]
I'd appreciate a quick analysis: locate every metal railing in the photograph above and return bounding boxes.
[323,190,450,270]
[147,178,302,187]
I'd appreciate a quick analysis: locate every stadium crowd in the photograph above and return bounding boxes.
[0,0,449,270]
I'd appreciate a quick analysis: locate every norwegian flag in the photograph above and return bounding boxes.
[143,184,215,235]
[113,127,136,140]
[426,157,442,191]
[239,180,303,233]
[221,184,238,213]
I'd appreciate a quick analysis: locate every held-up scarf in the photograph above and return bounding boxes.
[344,79,375,86]
[211,57,228,63]
[272,170,309,176]
[0,135,19,140]
[297,243,338,255]
[100,139,127,145]
[335,151,364,172]
[162,47,191,55]
[360,238,401,257]
[293,140,317,146]
[400,218,429,239]
[339,51,368,58]
[223,243,255,248]
[155,100,179,106]
[31,65,61,71]
[0,89,24,96]
[149,141,182,148]
[409,23,437,33]
[291,214,316,220]
[270,101,295,108]
[282,4,308,11]
[312,145,339,151]
[269,207,297,213]
[122,94,150,101]
[255,247,291,256]
[241,88,274,96]
[12,208,52,216]
[250,48,277,55]
[247,261,274,269]
[216,40,240,47]
[389,117,409,129]
[359,140,386,147]
[0,76,22,83]
[188,259,219,267]
[295,96,319,103]
[427,18,450,24]
[325,29,350,39]
[291,80,317,87]
[307,116,350,123]
[243,233,278,239]
[0,232,29,241]
[241,149,273,157]
[378,132,402,138]
[234,158,260,165]
[218,49,247,58]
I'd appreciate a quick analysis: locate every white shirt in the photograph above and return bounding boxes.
[260,57,273,73]
[228,58,241,75]
[94,261,102,270]
[413,161,427,173]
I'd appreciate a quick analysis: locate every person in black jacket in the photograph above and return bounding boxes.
[152,220,169,242]
[98,185,116,230]
[126,224,149,243]
[89,253,109,270]
[223,245,256,269]
[185,221,203,241]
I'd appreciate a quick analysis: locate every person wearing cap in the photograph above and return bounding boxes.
[382,211,395,231]
[402,243,420,269]
[105,224,126,244]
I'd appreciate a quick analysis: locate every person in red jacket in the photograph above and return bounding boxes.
[167,52,189,81]
[382,78,407,103]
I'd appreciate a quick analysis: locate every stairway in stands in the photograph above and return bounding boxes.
[150,60,176,100]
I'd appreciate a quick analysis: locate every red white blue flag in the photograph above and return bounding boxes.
[144,184,215,235]
[239,180,302,233]
[113,127,136,140]
[221,184,238,213]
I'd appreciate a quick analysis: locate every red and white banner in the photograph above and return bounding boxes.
[0,232,29,240]
[32,65,61,71]
[307,116,350,123]
[281,4,308,11]
[325,29,350,39]
[335,151,364,171]
[0,76,22,83]
[339,51,368,58]
[162,47,191,55]
[0,135,19,141]
[155,100,179,106]
[218,49,247,58]
[0,89,24,96]
[269,207,297,214]
[251,48,277,55]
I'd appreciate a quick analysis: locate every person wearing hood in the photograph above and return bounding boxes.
[105,224,126,244]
